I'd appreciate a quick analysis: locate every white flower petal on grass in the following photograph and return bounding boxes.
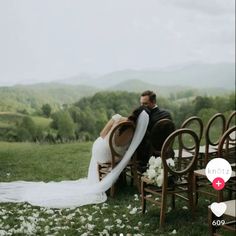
[117,224,125,229]
[104,218,109,223]
[144,223,150,227]
[105,225,113,230]
[129,207,138,214]
[80,233,88,236]
[79,216,86,223]
[127,204,132,209]
[85,223,95,231]
[182,206,188,210]
[101,229,109,235]
[88,215,92,221]
[171,229,177,234]
[115,219,122,224]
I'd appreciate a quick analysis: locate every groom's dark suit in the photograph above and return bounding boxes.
[148,106,172,131]
[137,106,172,169]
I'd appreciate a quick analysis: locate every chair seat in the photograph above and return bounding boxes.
[174,149,193,158]
[198,145,217,153]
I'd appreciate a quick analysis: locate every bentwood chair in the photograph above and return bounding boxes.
[198,113,226,168]
[141,128,199,227]
[134,119,176,190]
[98,121,135,197]
[149,119,176,157]
[175,116,203,165]
[218,126,236,200]
[225,111,236,164]
[226,111,236,130]
[193,126,236,204]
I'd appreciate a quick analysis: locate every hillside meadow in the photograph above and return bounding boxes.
[0,142,234,236]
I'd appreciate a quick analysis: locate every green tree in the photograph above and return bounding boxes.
[51,111,75,141]
[41,104,52,117]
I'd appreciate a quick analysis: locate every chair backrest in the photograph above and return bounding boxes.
[226,111,236,130]
[217,125,236,162]
[180,116,203,147]
[161,128,199,177]
[205,113,226,147]
[109,121,135,166]
[150,119,175,156]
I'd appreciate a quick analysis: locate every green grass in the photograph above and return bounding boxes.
[0,142,234,235]
[31,116,52,129]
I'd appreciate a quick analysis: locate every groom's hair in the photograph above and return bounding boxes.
[141,90,156,103]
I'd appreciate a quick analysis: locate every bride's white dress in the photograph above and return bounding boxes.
[0,111,149,208]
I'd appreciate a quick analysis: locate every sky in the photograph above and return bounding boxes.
[0,0,235,86]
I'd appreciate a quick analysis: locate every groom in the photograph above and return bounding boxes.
[137,90,173,168]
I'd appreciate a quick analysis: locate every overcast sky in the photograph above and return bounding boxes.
[0,0,235,85]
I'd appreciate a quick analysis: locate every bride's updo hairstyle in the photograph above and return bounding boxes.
[128,106,150,124]
[114,106,150,147]
[118,106,150,137]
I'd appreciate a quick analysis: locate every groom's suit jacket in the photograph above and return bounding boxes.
[137,106,172,169]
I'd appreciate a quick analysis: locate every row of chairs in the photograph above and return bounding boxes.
[141,111,235,231]
[97,111,235,232]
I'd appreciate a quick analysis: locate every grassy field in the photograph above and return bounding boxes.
[0,142,234,236]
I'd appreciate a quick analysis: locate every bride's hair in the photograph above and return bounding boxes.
[118,106,150,136]
[128,105,150,123]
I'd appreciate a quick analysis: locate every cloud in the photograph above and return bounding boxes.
[160,0,235,15]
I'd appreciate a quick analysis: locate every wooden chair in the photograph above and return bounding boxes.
[141,128,199,227]
[149,118,176,157]
[208,200,236,236]
[226,111,236,130]
[132,119,176,192]
[175,116,203,164]
[218,126,236,200]
[198,113,226,168]
[194,126,236,204]
[98,121,135,197]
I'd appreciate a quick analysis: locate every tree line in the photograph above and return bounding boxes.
[0,91,235,143]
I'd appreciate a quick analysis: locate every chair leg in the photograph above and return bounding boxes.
[188,179,195,218]
[141,180,146,214]
[171,192,175,209]
[193,174,198,207]
[110,184,115,198]
[160,190,167,227]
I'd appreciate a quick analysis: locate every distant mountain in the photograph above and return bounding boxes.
[56,63,235,90]
[0,63,234,113]
[0,83,99,113]
[107,79,232,97]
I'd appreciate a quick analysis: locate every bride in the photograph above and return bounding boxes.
[0,106,149,208]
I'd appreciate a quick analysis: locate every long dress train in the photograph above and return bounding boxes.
[0,111,149,208]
